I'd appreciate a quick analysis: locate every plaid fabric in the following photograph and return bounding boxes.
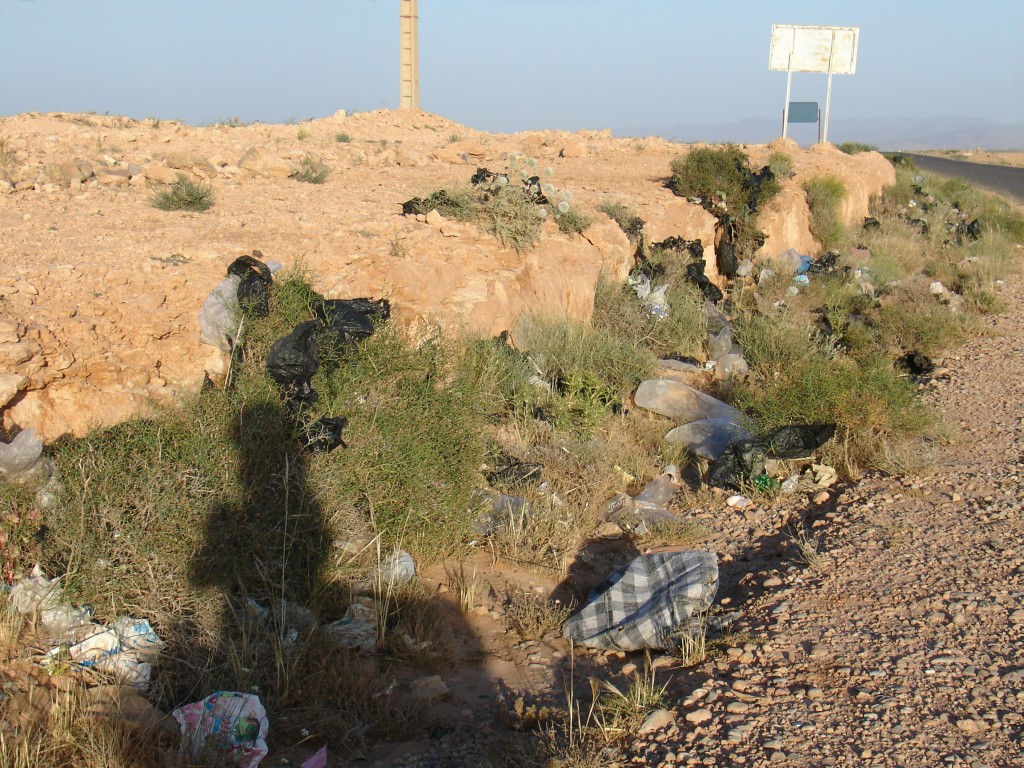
[563,551,718,651]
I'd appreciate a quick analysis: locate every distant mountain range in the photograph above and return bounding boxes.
[617,117,1024,150]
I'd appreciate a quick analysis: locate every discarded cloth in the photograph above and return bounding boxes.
[563,550,719,651]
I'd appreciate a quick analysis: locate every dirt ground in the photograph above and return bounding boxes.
[919,149,1024,168]
[0,112,1020,767]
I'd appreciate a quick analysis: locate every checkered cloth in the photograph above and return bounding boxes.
[563,550,719,651]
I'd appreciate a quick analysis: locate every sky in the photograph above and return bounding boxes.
[1,0,1021,136]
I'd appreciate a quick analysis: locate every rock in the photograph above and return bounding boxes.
[812,490,830,504]
[685,708,713,725]
[597,521,624,539]
[559,142,587,158]
[666,418,754,459]
[83,685,179,734]
[639,708,675,734]
[238,146,293,179]
[141,164,179,184]
[96,168,131,186]
[410,675,449,701]
[635,380,746,425]
[0,373,28,408]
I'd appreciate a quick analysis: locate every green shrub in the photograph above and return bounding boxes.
[335,132,351,143]
[481,184,543,252]
[803,174,847,249]
[732,312,932,474]
[767,151,794,178]
[555,205,592,236]
[836,141,878,155]
[598,201,645,241]
[669,145,752,212]
[151,174,213,211]
[404,187,480,221]
[291,155,330,184]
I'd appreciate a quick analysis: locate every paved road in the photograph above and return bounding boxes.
[902,153,1024,203]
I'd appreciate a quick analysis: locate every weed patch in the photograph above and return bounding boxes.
[291,155,330,184]
[803,174,847,249]
[150,174,213,212]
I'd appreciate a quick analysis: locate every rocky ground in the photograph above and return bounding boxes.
[352,283,1023,767]
[1,111,1018,767]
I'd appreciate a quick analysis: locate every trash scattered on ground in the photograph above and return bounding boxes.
[897,351,935,377]
[10,565,67,628]
[603,465,681,534]
[563,550,719,651]
[0,429,52,489]
[685,260,723,303]
[377,550,416,586]
[172,691,269,768]
[302,416,348,452]
[634,379,745,425]
[628,273,670,319]
[726,494,753,510]
[47,616,164,691]
[666,418,755,460]
[300,745,329,768]
[315,297,391,348]
[199,254,282,351]
[863,216,881,230]
[322,597,378,652]
[707,425,836,489]
[228,253,274,318]
[470,489,530,536]
[266,320,322,407]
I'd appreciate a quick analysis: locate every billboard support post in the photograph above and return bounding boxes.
[782,53,793,138]
[769,24,858,144]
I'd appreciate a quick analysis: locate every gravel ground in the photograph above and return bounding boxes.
[367,280,1024,768]
[626,281,1024,768]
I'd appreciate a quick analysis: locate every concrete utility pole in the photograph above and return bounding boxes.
[399,0,419,109]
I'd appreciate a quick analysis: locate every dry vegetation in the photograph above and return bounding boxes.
[1,147,1021,766]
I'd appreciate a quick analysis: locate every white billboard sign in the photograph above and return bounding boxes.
[769,25,859,75]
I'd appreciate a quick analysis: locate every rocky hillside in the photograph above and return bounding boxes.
[0,110,892,439]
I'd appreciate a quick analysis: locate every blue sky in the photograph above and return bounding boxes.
[1,0,1021,133]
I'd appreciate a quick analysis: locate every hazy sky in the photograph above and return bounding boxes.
[1,0,1021,133]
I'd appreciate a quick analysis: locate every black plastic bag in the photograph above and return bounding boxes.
[907,218,929,235]
[685,260,723,303]
[303,416,348,453]
[661,354,702,367]
[653,237,704,260]
[966,218,982,240]
[745,166,775,213]
[315,297,391,345]
[863,217,881,230]
[267,320,321,391]
[228,252,273,317]
[716,219,738,279]
[767,424,836,460]
[807,251,840,276]
[708,424,836,488]
[897,351,934,377]
[485,462,543,487]
[707,438,768,489]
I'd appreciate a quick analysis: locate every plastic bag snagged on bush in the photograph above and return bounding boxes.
[563,550,719,651]
[172,691,269,768]
[0,428,45,482]
[707,424,836,489]
[228,253,273,318]
[266,320,322,407]
[302,416,348,453]
[603,466,681,534]
[685,260,723,303]
[315,297,391,348]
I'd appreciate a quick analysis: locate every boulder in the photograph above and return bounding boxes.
[238,146,293,178]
